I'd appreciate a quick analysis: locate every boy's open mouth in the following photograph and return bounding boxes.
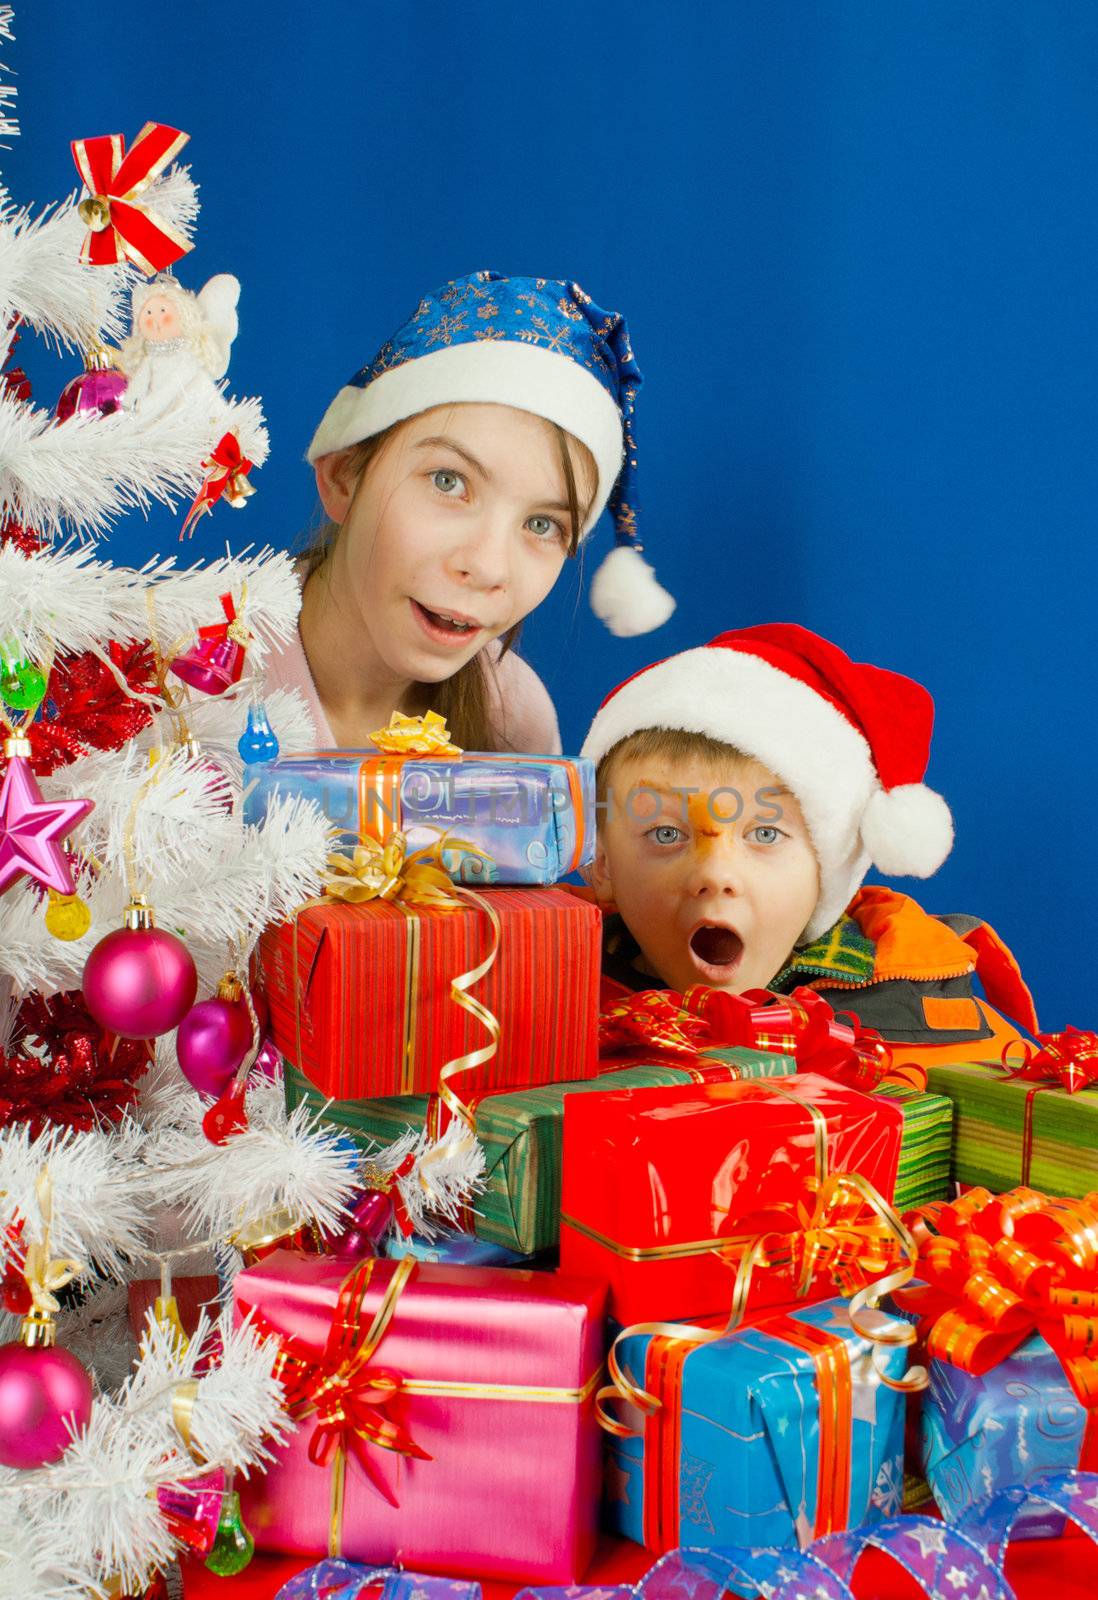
[688,924,744,973]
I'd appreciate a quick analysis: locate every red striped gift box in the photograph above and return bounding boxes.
[258,887,602,1100]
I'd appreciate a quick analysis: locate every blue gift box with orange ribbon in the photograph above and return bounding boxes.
[244,712,594,887]
[603,1297,911,1554]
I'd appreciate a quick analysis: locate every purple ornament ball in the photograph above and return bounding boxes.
[176,995,254,1096]
[0,1340,93,1468]
[83,926,198,1039]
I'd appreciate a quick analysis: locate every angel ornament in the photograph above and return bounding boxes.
[118,273,241,422]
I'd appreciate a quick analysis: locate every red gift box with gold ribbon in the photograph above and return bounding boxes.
[259,886,601,1101]
[559,1073,903,1326]
[234,1249,606,1582]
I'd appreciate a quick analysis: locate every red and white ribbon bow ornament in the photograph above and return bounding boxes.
[71,121,193,275]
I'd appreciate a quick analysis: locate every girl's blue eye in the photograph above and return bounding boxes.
[648,824,684,846]
[527,514,562,541]
[432,469,464,495]
[750,825,782,845]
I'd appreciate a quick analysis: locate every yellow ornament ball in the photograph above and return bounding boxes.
[44,891,92,942]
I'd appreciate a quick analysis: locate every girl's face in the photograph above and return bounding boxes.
[314,404,594,686]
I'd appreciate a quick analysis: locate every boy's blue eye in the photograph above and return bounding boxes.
[648,824,684,846]
[432,469,464,495]
[750,825,782,845]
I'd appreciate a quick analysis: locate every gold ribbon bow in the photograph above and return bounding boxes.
[21,1169,84,1323]
[368,709,462,756]
[321,832,471,910]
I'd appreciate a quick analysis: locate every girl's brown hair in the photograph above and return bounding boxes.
[299,417,593,751]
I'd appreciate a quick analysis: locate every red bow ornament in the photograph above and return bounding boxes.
[71,122,192,275]
[181,432,256,539]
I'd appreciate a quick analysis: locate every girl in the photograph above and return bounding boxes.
[264,270,675,752]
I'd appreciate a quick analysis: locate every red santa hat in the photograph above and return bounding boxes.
[581,622,954,941]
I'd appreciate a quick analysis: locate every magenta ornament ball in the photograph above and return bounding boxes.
[176,995,254,1096]
[55,365,128,422]
[251,1035,282,1082]
[83,926,198,1039]
[0,1340,93,1468]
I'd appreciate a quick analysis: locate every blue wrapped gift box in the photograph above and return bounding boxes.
[604,1298,909,1554]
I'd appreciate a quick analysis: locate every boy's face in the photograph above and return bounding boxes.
[590,749,820,995]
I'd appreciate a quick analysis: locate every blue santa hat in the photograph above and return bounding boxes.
[306,270,675,637]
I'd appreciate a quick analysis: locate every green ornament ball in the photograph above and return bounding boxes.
[0,659,47,711]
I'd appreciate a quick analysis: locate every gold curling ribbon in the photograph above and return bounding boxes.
[596,1168,925,1439]
[368,709,462,756]
[171,1379,200,1457]
[290,833,500,1133]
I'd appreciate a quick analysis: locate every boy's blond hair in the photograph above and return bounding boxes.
[595,726,752,805]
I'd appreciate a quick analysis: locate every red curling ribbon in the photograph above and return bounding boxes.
[71,121,192,274]
[999,1028,1098,1184]
[180,433,256,540]
[599,983,924,1091]
[904,1186,1098,1408]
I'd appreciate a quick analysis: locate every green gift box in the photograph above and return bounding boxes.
[284,1048,795,1255]
[872,1084,954,1211]
[925,1061,1098,1194]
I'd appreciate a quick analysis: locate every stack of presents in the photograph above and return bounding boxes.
[226,728,1098,1587]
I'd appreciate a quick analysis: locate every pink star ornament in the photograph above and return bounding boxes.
[0,751,94,897]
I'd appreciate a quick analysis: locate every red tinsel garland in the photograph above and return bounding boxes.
[0,991,150,1134]
[26,640,161,775]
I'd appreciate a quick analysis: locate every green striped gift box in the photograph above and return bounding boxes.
[284,1048,795,1256]
[871,1084,954,1211]
[925,1061,1098,1195]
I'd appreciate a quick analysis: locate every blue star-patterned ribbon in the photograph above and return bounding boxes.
[276,1469,1098,1600]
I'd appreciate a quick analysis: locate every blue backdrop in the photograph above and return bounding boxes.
[7,2,1095,1028]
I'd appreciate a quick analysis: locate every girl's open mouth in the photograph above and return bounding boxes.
[411,600,484,645]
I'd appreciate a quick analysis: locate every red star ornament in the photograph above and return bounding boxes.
[0,749,94,897]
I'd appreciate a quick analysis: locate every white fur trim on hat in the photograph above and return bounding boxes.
[581,645,883,940]
[589,545,677,637]
[306,340,623,539]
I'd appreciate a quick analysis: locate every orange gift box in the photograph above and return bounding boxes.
[559,1072,903,1326]
[258,887,602,1100]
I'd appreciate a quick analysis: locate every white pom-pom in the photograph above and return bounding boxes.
[589,544,676,637]
[861,783,954,878]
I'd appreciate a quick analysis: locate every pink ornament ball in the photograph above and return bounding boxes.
[251,1034,283,1081]
[0,1340,93,1468]
[176,994,254,1097]
[55,365,128,421]
[83,926,198,1039]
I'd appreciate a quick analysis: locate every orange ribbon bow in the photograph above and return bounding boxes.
[261,1256,430,1510]
[71,121,192,274]
[906,1186,1098,1408]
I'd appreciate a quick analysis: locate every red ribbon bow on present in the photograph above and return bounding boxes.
[180,433,256,540]
[71,121,192,274]
[259,1256,431,1509]
[599,983,924,1091]
[905,1186,1098,1407]
[1003,1027,1098,1094]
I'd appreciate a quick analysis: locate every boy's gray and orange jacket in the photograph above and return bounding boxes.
[593,883,1038,1070]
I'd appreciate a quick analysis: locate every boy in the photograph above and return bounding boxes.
[582,623,1037,1066]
